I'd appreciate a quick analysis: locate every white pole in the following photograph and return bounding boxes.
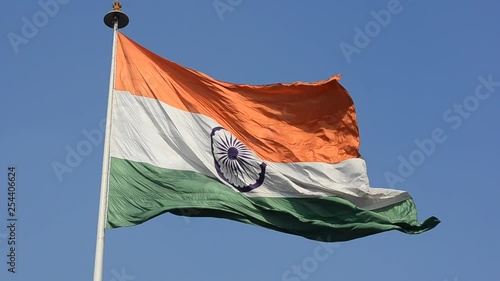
[93,17,118,281]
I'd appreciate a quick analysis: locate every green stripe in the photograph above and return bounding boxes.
[107,158,440,242]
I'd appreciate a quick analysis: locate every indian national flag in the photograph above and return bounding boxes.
[106,32,440,242]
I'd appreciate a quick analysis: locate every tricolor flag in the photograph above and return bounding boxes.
[106,32,439,242]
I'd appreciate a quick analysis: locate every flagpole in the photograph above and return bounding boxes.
[93,2,129,281]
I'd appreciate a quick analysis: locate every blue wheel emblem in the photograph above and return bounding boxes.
[210,127,266,192]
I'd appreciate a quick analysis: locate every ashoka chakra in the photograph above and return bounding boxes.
[210,127,266,192]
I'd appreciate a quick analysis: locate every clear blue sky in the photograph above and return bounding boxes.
[1,1,499,280]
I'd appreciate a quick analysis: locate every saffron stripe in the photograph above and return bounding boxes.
[115,32,359,164]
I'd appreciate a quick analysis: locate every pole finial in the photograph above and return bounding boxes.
[104,1,129,29]
[112,1,122,11]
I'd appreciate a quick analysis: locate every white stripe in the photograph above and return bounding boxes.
[110,91,409,210]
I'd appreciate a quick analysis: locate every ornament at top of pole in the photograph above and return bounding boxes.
[112,1,122,11]
[104,1,129,29]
